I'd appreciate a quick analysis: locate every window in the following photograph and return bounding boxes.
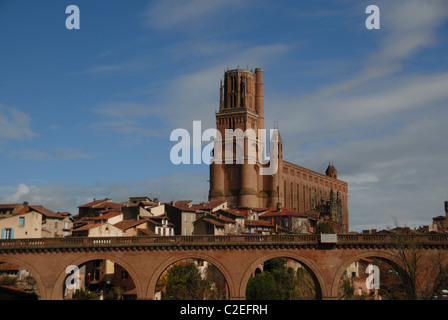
[1,228,14,239]
[121,270,129,280]
[18,217,25,226]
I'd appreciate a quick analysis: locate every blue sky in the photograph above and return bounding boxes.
[0,0,447,232]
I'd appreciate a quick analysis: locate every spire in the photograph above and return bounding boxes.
[325,162,337,179]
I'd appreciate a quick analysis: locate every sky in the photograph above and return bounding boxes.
[0,0,447,232]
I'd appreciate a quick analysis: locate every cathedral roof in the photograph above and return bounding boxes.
[325,162,337,176]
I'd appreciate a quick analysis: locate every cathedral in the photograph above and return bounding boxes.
[208,68,349,233]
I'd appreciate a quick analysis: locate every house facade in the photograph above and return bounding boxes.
[0,202,73,239]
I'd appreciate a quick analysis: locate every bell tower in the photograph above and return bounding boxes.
[209,68,264,208]
[217,67,263,132]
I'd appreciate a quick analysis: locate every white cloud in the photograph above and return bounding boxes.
[9,147,94,161]
[0,170,209,215]
[295,0,448,101]
[260,0,448,231]
[143,0,244,30]
[0,103,35,142]
[91,101,171,143]
[89,42,292,143]
[156,43,292,129]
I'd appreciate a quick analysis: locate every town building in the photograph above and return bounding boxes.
[165,200,228,236]
[193,212,238,236]
[431,201,448,232]
[165,201,198,236]
[73,197,174,237]
[71,222,123,237]
[259,208,314,234]
[77,198,125,219]
[0,202,73,239]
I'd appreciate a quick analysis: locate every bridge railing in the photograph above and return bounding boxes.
[337,234,448,245]
[1,234,448,249]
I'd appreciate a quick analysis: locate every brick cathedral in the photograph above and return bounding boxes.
[208,68,349,233]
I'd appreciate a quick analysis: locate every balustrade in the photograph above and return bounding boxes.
[1,234,448,250]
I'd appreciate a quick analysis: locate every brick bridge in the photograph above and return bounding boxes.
[1,234,447,300]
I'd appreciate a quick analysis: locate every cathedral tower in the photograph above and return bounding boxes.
[209,68,265,208]
[209,67,349,233]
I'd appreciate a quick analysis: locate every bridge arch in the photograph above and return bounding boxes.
[240,250,327,300]
[50,252,143,300]
[146,251,234,300]
[331,250,403,298]
[0,255,46,299]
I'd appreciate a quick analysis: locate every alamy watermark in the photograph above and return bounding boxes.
[365,264,380,290]
[65,5,80,30]
[65,4,379,31]
[65,265,81,293]
[170,121,279,175]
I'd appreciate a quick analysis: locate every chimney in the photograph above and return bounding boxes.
[445,201,448,217]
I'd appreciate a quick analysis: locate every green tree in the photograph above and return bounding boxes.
[73,289,98,300]
[296,267,317,299]
[339,276,355,300]
[246,272,278,300]
[161,261,224,300]
[246,258,305,300]
[316,222,335,234]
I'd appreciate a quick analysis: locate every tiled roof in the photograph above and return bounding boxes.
[174,200,193,207]
[15,205,62,218]
[72,222,105,231]
[195,213,236,227]
[244,219,274,227]
[141,216,175,227]
[0,204,23,210]
[190,200,227,210]
[260,208,308,218]
[78,198,122,209]
[137,228,158,236]
[93,211,122,221]
[78,199,111,208]
[114,219,147,230]
[202,217,225,227]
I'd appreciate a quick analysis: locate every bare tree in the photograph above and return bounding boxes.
[390,228,421,299]
[389,218,448,299]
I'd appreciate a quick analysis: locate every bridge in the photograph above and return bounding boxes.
[1,234,447,300]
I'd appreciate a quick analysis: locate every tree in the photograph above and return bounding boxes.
[246,258,315,300]
[73,289,98,300]
[296,267,317,299]
[423,250,448,300]
[160,261,225,300]
[316,222,334,234]
[388,218,448,300]
[339,276,355,300]
[387,219,423,299]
